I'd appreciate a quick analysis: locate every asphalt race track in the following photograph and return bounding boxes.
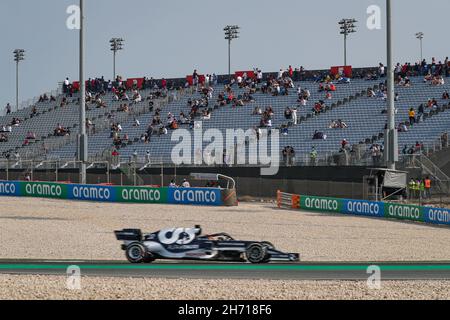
[1,260,450,280]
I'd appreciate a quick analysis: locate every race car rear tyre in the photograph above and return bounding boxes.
[245,243,269,264]
[126,244,152,264]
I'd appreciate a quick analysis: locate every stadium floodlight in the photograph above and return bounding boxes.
[110,38,124,80]
[415,32,424,62]
[339,19,357,67]
[13,49,25,111]
[224,25,240,81]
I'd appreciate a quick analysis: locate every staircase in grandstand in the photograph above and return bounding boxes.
[402,154,450,195]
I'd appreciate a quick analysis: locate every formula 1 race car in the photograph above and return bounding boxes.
[115,226,300,264]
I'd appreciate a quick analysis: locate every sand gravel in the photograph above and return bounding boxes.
[0,197,449,262]
[0,275,448,300]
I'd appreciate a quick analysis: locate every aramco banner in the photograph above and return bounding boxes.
[284,192,449,227]
[0,181,225,207]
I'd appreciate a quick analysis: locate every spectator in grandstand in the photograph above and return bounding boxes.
[179,111,189,124]
[398,122,408,133]
[0,133,8,142]
[11,118,21,126]
[408,108,416,125]
[291,107,298,125]
[54,124,70,137]
[38,94,48,103]
[26,131,36,140]
[329,119,348,129]
[256,69,263,83]
[402,145,409,155]
[5,103,11,114]
[201,109,211,120]
[278,69,284,79]
[375,89,385,100]
[299,96,308,106]
[132,90,142,104]
[63,77,71,94]
[312,101,325,115]
[378,63,386,77]
[442,91,449,100]
[431,76,445,86]
[370,144,382,165]
[193,70,199,87]
[365,71,378,81]
[341,139,349,151]
[312,130,327,140]
[282,146,295,166]
[159,126,168,136]
[284,107,292,120]
[252,106,262,115]
[30,106,37,118]
[288,66,294,78]
[426,98,437,110]
[86,118,94,133]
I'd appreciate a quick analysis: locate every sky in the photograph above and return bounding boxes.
[0,0,449,110]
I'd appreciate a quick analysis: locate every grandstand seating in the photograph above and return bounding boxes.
[1,74,449,166]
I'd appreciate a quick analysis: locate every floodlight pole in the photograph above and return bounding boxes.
[110,38,124,80]
[385,0,397,170]
[228,38,231,81]
[344,33,347,67]
[113,49,116,80]
[224,25,239,82]
[339,19,356,67]
[79,0,88,184]
[419,37,423,62]
[16,60,19,112]
[416,32,424,62]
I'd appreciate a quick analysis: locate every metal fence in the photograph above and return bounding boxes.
[1,86,62,117]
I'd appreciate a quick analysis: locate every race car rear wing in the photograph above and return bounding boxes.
[115,229,143,241]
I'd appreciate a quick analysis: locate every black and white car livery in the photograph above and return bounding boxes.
[115,226,300,264]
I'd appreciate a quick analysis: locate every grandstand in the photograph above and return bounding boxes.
[1,66,450,169]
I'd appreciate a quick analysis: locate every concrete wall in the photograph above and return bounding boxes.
[0,166,366,199]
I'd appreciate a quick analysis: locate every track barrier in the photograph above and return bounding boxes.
[276,190,449,227]
[0,181,238,207]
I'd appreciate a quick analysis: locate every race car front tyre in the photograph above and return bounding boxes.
[125,243,153,264]
[245,243,269,264]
